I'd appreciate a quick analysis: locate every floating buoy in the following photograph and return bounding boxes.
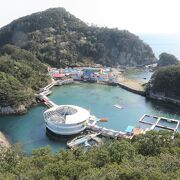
[100,118,108,122]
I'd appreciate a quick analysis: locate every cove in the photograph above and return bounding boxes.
[0,83,180,154]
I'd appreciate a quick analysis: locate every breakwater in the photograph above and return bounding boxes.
[110,82,145,96]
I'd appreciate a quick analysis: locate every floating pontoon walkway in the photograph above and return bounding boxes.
[38,93,57,108]
[42,80,57,91]
[139,114,180,133]
[87,123,127,139]
[37,78,74,108]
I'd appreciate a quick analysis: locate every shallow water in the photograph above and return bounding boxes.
[124,68,153,83]
[0,83,180,154]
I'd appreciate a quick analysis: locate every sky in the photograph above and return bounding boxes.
[1,0,180,34]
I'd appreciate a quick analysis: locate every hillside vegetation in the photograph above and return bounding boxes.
[0,8,156,67]
[146,52,180,101]
[0,131,180,179]
[0,45,49,113]
[146,64,180,98]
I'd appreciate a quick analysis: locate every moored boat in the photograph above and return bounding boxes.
[114,104,123,109]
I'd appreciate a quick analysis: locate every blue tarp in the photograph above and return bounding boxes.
[125,126,134,133]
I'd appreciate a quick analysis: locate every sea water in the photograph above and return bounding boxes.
[0,83,180,154]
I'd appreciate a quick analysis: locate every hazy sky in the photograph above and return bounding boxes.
[1,0,180,34]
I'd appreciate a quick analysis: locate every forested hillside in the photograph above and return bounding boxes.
[0,45,49,114]
[0,8,156,67]
[146,64,180,99]
[0,131,180,179]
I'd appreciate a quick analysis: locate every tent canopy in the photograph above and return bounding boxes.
[125,126,134,133]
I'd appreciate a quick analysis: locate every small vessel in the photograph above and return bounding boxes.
[99,118,108,122]
[114,104,123,109]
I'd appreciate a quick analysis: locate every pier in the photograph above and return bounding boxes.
[37,78,74,108]
[67,123,143,149]
[42,80,57,91]
[87,123,127,139]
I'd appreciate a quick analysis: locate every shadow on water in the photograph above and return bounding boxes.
[46,128,80,143]
[145,98,180,117]
[90,92,98,96]
[95,96,101,100]
[112,96,122,100]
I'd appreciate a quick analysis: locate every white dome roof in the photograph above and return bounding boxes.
[44,105,90,124]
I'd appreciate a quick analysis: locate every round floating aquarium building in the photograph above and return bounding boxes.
[43,105,90,135]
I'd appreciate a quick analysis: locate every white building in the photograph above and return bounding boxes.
[44,105,90,135]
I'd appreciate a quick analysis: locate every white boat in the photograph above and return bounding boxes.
[114,104,123,109]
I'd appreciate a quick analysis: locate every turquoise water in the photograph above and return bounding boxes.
[0,83,180,154]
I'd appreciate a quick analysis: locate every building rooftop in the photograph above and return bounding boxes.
[125,126,134,133]
[44,105,90,124]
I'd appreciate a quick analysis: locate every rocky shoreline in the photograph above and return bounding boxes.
[0,105,27,115]
[0,99,37,116]
[147,91,180,106]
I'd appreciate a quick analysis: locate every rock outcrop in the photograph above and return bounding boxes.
[0,105,27,115]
